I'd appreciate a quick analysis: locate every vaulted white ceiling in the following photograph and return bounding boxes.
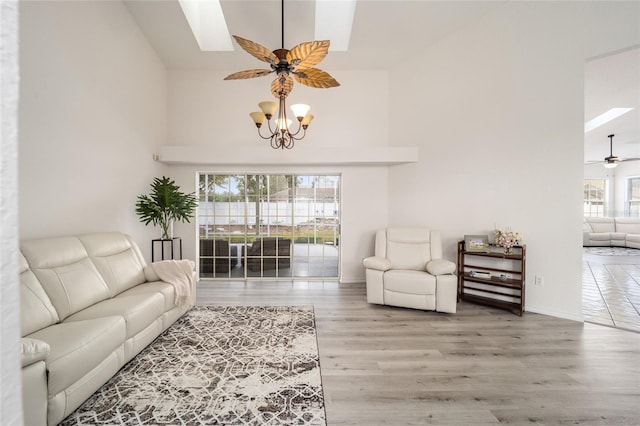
[123,0,639,164]
[124,0,504,70]
[584,47,640,165]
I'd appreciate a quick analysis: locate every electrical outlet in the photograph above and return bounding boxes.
[535,275,544,286]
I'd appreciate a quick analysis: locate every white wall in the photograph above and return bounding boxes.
[1,1,23,422]
[388,1,640,320]
[166,69,391,282]
[18,1,168,260]
[168,69,388,148]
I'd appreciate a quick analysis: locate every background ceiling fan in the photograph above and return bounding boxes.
[588,134,640,168]
[223,0,339,99]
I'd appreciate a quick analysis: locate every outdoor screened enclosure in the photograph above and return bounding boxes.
[198,174,340,279]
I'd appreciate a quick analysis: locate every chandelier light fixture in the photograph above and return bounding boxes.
[224,0,339,149]
[250,98,313,149]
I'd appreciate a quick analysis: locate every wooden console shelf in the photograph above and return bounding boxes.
[457,241,526,316]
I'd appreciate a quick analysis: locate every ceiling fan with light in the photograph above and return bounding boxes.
[223,0,340,94]
[223,0,340,149]
[594,134,640,168]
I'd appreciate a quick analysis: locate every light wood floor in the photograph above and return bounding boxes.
[196,281,640,425]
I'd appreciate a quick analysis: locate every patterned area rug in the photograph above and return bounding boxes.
[61,306,325,425]
[584,247,640,256]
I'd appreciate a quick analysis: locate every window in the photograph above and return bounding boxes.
[627,177,640,217]
[583,179,607,217]
[198,173,340,279]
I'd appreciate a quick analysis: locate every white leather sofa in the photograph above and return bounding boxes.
[20,232,195,426]
[363,228,457,313]
[583,217,640,249]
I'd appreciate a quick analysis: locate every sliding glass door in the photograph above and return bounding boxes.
[198,173,340,279]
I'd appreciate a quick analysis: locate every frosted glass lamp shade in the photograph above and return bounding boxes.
[290,103,310,119]
[250,112,266,125]
[276,117,292,130]
[258,101,278,117]
[604,162,618,168]
[301,114,314,126]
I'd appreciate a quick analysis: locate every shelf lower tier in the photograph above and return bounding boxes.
[462,273,523,289]
[461,293,524,316]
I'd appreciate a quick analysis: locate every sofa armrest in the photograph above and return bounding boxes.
[21,337,50,368]
[426,259,456,276]
[363,256,391,271]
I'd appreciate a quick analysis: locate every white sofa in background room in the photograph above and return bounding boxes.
[583,217,640,249]
[19,232,195,426]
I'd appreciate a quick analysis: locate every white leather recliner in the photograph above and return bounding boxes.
[363,228,457,313]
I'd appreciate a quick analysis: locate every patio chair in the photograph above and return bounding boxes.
[246,237,291,272]
[199,239,237,274]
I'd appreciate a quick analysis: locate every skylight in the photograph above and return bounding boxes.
[178,0,233,51]
[584,107,634,133]
[179,0,356,53]
[315,0,357,51]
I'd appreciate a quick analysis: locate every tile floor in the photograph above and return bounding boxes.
[583,248,640,333]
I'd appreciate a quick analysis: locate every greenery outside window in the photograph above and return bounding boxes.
[198,173,340,279]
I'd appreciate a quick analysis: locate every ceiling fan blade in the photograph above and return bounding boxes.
[287,40,330,70]
[271,75,294,98]
[232,35,278,65]
[223,69,274,80]
[620,157,640,162]
[293,68,340,88]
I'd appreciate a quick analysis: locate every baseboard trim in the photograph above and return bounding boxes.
[525,304,584,323]
[339,276,365,284]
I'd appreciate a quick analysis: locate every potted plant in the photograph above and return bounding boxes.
[136,176,198,239]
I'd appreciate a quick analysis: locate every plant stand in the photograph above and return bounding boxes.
[152,237,182,262]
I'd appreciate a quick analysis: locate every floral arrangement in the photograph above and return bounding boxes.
[494,227,522,248]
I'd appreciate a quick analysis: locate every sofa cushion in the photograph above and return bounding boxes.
[28,316,125,396]
[65,292,165,339]
[78,232,147,297]
[384,269,436,295]
[21,237,111,320]
[120,281,178,312]
[626,233,640,243]
[615,218,640,235]
[611,232,627,246]
[626,233,640,249]
[588,233,611,242]
[386,228,432,270]
[19,252,59,336]
[585,217,615,233]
